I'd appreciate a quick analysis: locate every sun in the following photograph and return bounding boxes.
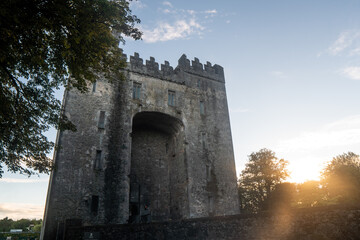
[287,157,324,183]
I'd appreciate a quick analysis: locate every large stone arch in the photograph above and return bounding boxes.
[129,111,188,222]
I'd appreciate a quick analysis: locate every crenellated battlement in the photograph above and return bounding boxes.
[125,52,225,83]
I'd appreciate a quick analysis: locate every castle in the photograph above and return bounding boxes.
[41,53,239,239]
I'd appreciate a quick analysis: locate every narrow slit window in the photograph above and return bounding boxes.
[98,111,105,129]
[133,82,141,99]
[91,195,99,214]
[94,150,102,170]
[200,101,205,115]
[208,196,214,215]
[168,90,175,106]
[201,132,206,148]
[92,82,96,92]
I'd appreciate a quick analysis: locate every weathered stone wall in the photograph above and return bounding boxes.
[65,206,360,240]
[41,53,239,240]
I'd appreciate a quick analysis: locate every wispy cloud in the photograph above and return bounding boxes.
[270,71,287,79]
[341,66,360,80]
[142,4,217,43]
[0,178,49,183]
[277,115,360,153]
[273,115,360,182]
[328,30,360,56]
[230,107,249,113]
[142,19,204,43]
[0,203,44,220]
[129,0,146,9]
[162,1,173,8]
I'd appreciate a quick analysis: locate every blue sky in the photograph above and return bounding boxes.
[1,0,360,219]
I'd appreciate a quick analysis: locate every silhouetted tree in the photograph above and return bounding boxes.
[238,148,289,213]
[321,152,360,205]
[262,182,296,212]
[294,180,327,207]
[0,0,141,177]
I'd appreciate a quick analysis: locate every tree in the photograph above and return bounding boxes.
[294,180,327,208]
[0,0,141,177]
[262,182,296,212]
[0,217,14,232]
[321,152,360,205]
[238,148,289,213]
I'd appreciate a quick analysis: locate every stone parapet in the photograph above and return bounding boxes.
[127,52,224,82]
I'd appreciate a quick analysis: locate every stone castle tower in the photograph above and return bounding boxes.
[42,53,239,239]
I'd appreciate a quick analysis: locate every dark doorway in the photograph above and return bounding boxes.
[129,112,188,222]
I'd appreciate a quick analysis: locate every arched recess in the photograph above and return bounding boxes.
[129,112,188,223]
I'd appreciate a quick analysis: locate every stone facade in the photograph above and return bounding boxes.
[41,53,239,240]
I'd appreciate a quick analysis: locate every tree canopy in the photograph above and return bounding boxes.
[0,0,141,177]
[321,152,360,205]
[238,148,289,213]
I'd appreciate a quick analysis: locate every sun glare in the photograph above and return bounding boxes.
[287,157,325,183]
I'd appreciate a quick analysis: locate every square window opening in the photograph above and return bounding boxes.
[94,150,102,170]
[168,90,176,106]
[200,101,205,115]
[133,83,141,99]
[98,111,105,129]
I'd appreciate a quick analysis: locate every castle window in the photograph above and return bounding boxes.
[197,79,201,88]
[201,132,206,148]
[92,82,96,92]
[133,82,141,99]
[91,195,99,215]
[200,101,205,115]
[98,111,105,129]
[94,150,102,170]
[168,90,175,106]
[208,196,214,215]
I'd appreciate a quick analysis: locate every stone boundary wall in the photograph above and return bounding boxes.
[65,206,360,240]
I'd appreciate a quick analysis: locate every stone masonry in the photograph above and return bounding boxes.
[41,53,239,240]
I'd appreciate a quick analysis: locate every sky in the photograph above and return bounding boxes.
[1,0,360,220]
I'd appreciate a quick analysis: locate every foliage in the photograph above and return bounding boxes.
[293,180,328,207]
[0,0,141,177]
[238,148,289,213]
[262,182,296,211]
[321,152,360,205]
[33,223,42,233]
[0,218,41,232]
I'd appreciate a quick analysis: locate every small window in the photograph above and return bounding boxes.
[168,90,175,106]
[201,132,206,148]
[208,196,214,215]
[200,101,205,115]
[92,82,96,92]
[206,165,210,181]
[94,150,102,170]
[197,79,201,88]
[98,111,105,129]
[133,82,141,99]
[91,195,99,214]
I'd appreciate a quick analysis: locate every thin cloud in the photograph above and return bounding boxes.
[205,9,217,14]
[0,178,49,183]
[328,30,360,56]
[342,66,360,80]
[142,19,204,43]
[129,0,146,9]
[162,1,173,8]
[0,203,44,220]
[230,107,249,113]
[270,71,287,79]
[277,115,360,153]
[142,4,219,43]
